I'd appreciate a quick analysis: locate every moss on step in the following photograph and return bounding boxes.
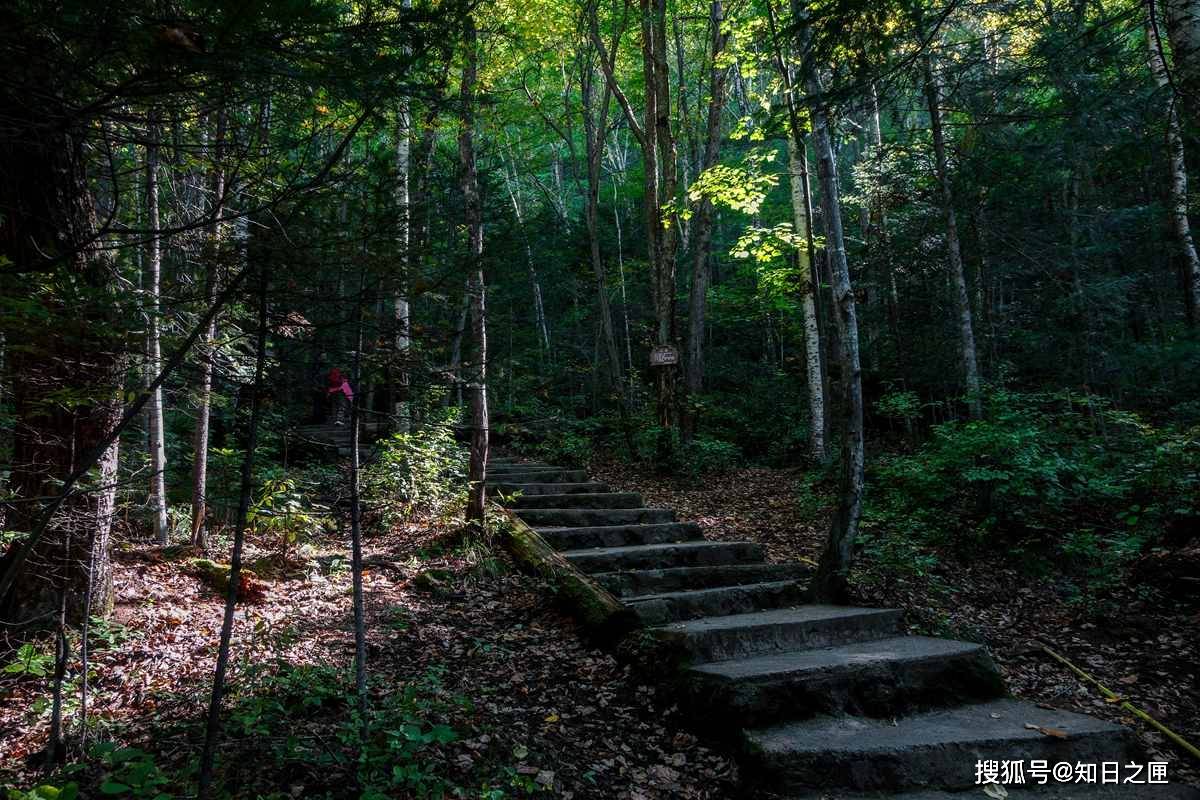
[495,505,638,644]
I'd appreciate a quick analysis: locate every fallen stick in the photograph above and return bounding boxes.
[1039,643,1200,763]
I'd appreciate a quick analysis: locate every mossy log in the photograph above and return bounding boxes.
[187,557,267,603]
[496,506,638,643]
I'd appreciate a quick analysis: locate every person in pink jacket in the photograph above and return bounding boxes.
[327,367,354,425]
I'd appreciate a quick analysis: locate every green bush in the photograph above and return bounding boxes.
[351,667,466,799]
[862,389,1200,590]
[679,435,740,475]
[361,413,467,524]
[530,424,595,468]
[248,473,331,558]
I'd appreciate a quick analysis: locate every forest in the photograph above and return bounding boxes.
[1,0,1199,796]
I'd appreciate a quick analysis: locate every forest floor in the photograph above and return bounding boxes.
[3,456,1198,797]
[590,456,1200,790]
[0,509,735,798]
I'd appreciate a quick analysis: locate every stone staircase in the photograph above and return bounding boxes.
[488,456,1199,799]
[290,422,376,460]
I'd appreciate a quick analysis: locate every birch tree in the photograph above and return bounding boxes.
[1149,4,1200,325]
[799,16,866,603]
[923,52,982,417]
[145,121,170,544]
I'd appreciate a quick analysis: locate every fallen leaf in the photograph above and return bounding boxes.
[1024,723,1068,739]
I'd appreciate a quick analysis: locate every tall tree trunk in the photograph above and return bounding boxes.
[650,0,680,437]
[805,60,866,604]
[349,272,369,730]
[787,137,828,462]
[192,110,227,546]
[447,288,470,408]
[196,267,269,800]
[765,1,828,463]
[1149,6,1200,325]
[581,53,624,393]
[614,176,636,387]
[501,156,552,357]
[394,73,413,431]
[0,87,121,627]
[145,123,170,545]
[1164,0,1200,130]
[589,2,678,432]
[460,15,489,529]
[924,55,982,417]
[683,0,731,442]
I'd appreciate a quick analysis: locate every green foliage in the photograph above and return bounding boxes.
[679,436,740,475]
[87,617,137,651]
[875,390,922,427]
[248,474,330,557]
[6,785,78,800]
[350,667,467,799]
[861,389,1200,596]
[3,643,53,677]
[90,743,173,799]
[683,149,780,217]
[230,663,346,743]
[362,413,467,525]
[529,425,594,469]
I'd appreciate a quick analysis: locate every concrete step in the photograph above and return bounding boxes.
[514,507,675,527]
[562,540,764,573]
[488,481,611,496]
[626,580,803,625]
[594,562,806,597]
[744,698,1137,793]
[687,635,1003,726]
[508,491,643,510]
[488,464,562,474]
[788,786,1200,800]
[535,522,704,550]
[485,469,588,484]
[654,606,904,665]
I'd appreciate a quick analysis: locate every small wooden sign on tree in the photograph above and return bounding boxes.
[649,345,679,367]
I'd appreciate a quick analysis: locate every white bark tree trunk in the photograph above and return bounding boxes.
[805,60,865,604]
[145,124,169,545]
[1165,0,1200,130]
[502,157,552,355]
[1149,7,1200,325]
[191,110,226,547]
[924,56,982,417]
[786,137,827,463]
[394,10,413,433]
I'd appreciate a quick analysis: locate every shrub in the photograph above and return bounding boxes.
[862,389,1200,591]
[248,473,330,558]
[679,435,740,475]
[361,414,467,524]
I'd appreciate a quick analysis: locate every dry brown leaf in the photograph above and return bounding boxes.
[1024,723,1069,739]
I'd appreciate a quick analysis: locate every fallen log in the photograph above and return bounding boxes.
[495,505,638,644]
